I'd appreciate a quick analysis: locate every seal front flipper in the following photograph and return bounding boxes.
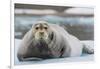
[17,54,43,61]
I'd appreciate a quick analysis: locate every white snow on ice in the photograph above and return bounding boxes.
[14,39,94,65]
[65,8,94,15]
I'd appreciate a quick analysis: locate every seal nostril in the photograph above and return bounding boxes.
[40,32,44,35]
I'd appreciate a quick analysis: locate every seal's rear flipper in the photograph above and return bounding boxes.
[82,43,94,54]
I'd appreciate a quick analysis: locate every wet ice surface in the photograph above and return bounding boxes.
[14,39,94,65]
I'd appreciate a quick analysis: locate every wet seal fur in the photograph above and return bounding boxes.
[17,21,94,61]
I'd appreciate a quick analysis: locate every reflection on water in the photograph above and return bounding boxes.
[15,15,94,40]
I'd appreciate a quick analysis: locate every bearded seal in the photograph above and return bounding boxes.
[17,21,94,61]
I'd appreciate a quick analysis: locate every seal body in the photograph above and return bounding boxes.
[17,21,94,61]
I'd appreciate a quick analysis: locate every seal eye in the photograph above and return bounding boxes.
[44,27,48,30]
[35,27,39,30]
